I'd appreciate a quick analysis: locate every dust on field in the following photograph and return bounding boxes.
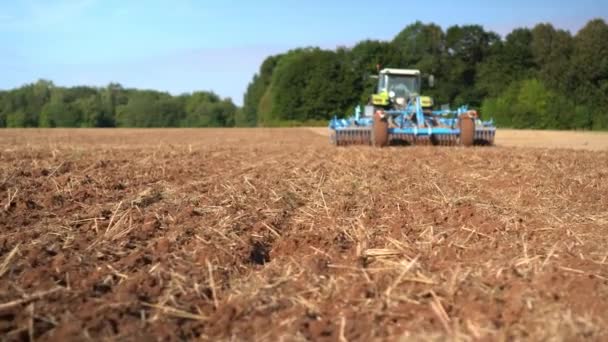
[1,128,607,340]
[309,127,608,150]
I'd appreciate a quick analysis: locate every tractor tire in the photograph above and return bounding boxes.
[372,110,389,147]
[459,116,475,147]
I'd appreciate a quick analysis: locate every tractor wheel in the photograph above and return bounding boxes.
[459,116,475,147]
[372,110,389,147]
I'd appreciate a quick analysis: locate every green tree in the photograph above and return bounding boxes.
[241,55,282,126]
[6,110,26,127]
[392,22,448,103]
[571,19,608,129]
[476,28,537,105]
[40,89,82,127]
[266,48,358,124]
[116,91,157,127]
[74,94,105,127]
[393,22,445,66]
[531,23,573,92]
[0,92,6,127]
[181,91,235,127]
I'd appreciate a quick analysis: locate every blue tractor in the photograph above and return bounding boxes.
[329,68,496,146]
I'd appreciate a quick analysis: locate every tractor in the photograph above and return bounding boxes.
[329,68,496,146]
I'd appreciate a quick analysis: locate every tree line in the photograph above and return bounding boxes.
[0,82,237,128]
[2,19,606,129]
[242,19,608,129]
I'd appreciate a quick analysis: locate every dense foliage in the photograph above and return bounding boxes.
[0,82,237,128]
[243,19,608,129]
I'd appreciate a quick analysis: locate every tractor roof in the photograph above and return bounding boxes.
[380,68,421,76]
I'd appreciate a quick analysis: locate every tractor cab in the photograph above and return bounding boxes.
[378,68,421,97]
[371,69,432,109]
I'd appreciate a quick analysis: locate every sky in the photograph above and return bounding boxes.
[1,0,607,105]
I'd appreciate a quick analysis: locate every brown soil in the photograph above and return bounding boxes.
[1,128,607,341]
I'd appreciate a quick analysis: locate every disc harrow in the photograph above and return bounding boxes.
[332,129,495,146]
[437,134,459,146]
[333,128,372,146]
[330,107,496,148]
[333,132,467,146]
[474,129,495,145]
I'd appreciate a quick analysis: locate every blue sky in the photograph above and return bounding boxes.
[1,0,606,104]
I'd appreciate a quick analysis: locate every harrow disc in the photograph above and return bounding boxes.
[416,135,431,146]
[334,129,371,146]
[431,134,458,146]
[474,129,495,145]
[389,133,415,145]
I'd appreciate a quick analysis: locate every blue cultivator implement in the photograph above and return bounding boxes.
[329,68,496,147]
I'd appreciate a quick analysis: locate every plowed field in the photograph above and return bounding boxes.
[1,128,607,341]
